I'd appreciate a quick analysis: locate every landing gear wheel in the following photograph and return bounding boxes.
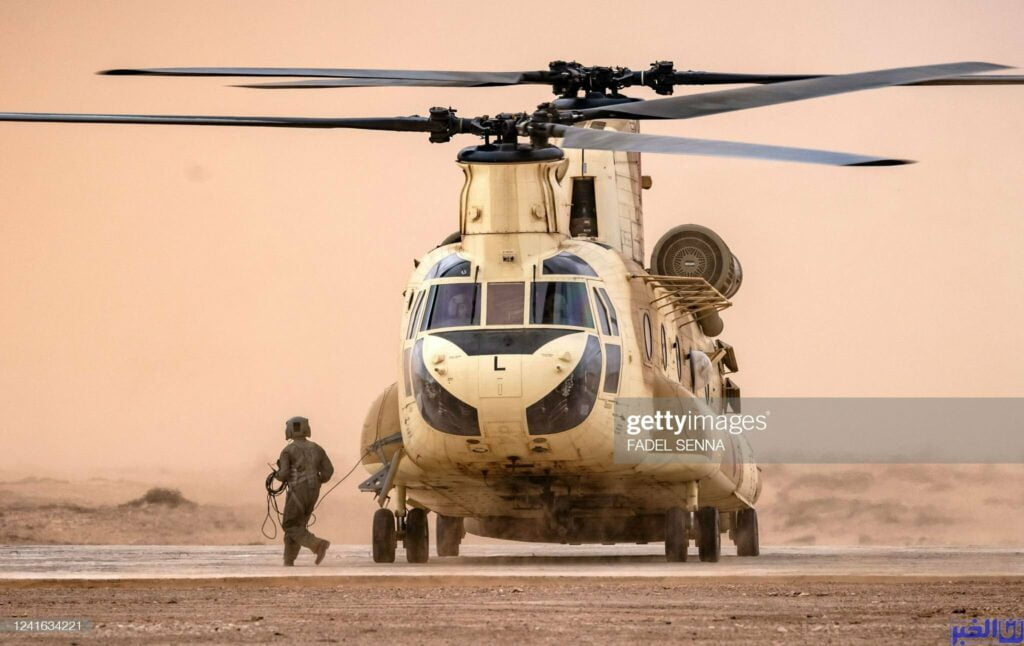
[436,515,463,557]
[735,508,760,557]
[664,507,689,562]
[404,507,430,563]
[371,508,396,563]
[697,506,721,562]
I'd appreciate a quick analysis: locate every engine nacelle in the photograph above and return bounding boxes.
[651,224,743,298]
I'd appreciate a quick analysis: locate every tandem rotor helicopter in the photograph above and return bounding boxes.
[3,59,1021,563]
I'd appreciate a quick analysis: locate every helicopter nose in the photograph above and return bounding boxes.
[413,330,602,451]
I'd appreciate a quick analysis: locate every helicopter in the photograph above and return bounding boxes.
[2,59,1021,563]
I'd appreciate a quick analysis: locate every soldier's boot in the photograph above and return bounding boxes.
[315,539,331,565]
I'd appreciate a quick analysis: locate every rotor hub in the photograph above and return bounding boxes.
[456,142,563,163]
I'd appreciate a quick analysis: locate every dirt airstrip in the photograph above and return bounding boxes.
[2,577,1021,644]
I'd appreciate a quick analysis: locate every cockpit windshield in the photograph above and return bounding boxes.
[530,281,594,328]
[542,252,597,277]
[415,280,597,333]
[486,282,525,325]
[425,254,471,279]
[421,283,480,330]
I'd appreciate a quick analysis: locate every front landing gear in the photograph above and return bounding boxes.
[404,508,430,563]
[372,508,397,563]
[371,506,431,563]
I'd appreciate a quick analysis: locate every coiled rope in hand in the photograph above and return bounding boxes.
[260,452,369,540]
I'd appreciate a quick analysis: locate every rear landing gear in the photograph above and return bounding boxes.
[664,507,689,562]
[696,506,721,562]
[734,508,759,557]
[372,508,397,563]
[436,515,464,557]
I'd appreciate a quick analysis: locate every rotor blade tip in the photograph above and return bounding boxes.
[962,61,1014,72]
[99,69,139,75]
[846,159,915,167]
[232,83,311,89]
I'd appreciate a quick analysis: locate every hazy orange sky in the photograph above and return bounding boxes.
[1,1,1022,481]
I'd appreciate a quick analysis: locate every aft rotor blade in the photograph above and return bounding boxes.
[100,66,535,85]
[0,112,433,131]
[668,71,1024,86]
[587,62,1010,120]
[670,71,825,85]
[907,74,1024,85]
[550,125,912,166]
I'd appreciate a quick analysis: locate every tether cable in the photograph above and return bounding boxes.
[261,451,369,540]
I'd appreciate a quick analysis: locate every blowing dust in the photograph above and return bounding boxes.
[1,464,1021,546]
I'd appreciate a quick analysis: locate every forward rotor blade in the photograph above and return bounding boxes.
[551,125,911,166]
[100,66,534,84]
[588,62,1010,120]
[0,111,432,131]
[237,78,503,89]
[233,71,1024,90]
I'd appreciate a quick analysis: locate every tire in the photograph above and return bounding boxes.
[405,508,430,563]
[664,507,689,562]
[735,508,760,557]
[697,506,720,563]
[372,508,396,564]
[436,515,463,557]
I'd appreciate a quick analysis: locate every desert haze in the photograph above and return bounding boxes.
[0,0,1022,548]
[3,464,1022,546]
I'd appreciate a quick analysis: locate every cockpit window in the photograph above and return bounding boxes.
[406,290,425,339]
[593,287,611,335]
[542,252,597,277]
[486,282,525,326]
[425,254,471,280]
[597,287,619,335]
[531,282,594,328]
[422,283,480,330]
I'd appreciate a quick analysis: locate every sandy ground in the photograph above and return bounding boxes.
[2,545,1022,643]
[3,544,1023,579]
[1,577,1021,644]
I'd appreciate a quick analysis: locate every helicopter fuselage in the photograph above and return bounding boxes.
[361,120,760,545]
